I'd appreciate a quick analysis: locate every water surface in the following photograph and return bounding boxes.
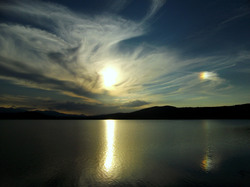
[0,120,250,186]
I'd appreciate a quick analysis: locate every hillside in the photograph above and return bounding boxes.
[0,104,249,119]
[0,107,86,119]
[92,104,250,119]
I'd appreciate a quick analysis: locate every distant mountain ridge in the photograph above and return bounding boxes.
[0,107,86,119]
[0,104,249,119]
[92,104,250,119]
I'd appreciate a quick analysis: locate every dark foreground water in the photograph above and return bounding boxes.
[0,120,250,186]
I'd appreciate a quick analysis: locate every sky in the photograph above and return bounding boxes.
[0,0,250,115]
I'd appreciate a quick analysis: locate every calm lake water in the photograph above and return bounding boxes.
[0,120,250,186]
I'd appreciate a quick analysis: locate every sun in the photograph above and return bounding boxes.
[101,67,118,88]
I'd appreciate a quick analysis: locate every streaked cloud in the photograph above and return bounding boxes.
[122,100,150,108]
[0,0,249,114]
[0,0,144,101]
[0,94,122,115]
[143,0,166,22]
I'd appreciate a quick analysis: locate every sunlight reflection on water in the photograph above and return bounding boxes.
[201,120,217,172]
[2,120,250,186]
[97,120,119,183]
[104,120,115,172]
[201,149,214,172]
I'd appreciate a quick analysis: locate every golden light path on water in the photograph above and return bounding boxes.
[201,121,216,172]
[104,120,115,173]
[201,151,213,172]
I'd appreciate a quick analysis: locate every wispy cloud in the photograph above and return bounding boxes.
[142,0,166,22]
[0,0,144,101]
[122,100,150,108]
[186,1,250,45]
[0,0,243,113]
[0,94,122,115]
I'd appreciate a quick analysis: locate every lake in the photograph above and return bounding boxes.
[0,120,250,186]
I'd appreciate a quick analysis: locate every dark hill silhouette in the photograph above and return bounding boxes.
[0,107,86,119]
[92,104,250,119]
[0,104,249,119]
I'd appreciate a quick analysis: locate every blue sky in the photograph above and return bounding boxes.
[0,0,250,115]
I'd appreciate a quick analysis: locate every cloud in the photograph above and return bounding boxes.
[122,100,150,108]
[0,94,150,115]
[0,57,100,103]
[48,101,120,115]
[143,0,166,22]
[106,0,131,13]
[0,0,144,99]
[0,0,241,111]
[0,94,121,115]
[186,2,250,44]
[0,0,170,102]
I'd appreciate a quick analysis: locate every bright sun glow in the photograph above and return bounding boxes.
[199,71,218,81]
[199,71,217,80]
[200,72,210,80]
[101,67,118,88]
